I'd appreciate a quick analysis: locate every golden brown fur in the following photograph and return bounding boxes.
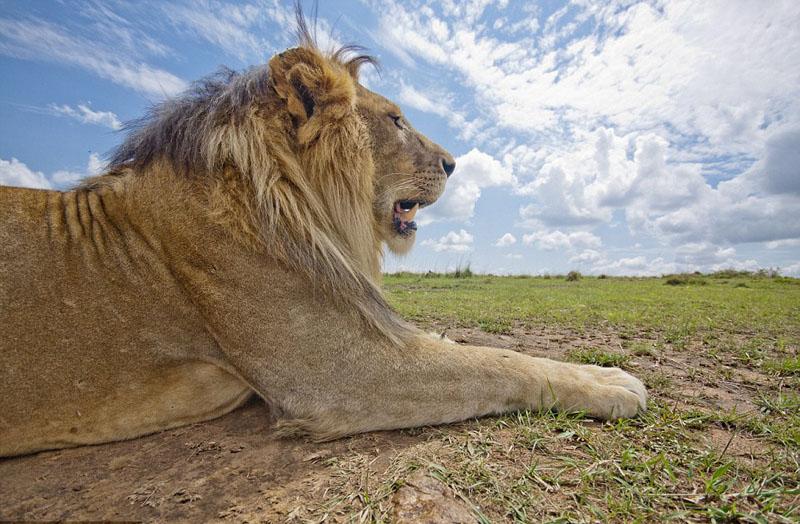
[0,19,646,457]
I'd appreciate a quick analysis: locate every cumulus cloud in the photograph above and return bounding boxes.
[673,243,736,266]
[0,157,52,189]
[590,256,678,277]
[568,249,603,265]
[514,126,800,249]
[0,154,105,190]
[565,248,767,277]
[423,148,513,223]
[50,104,121,130]
[421,229,474,252]
[516,129,711,228]
[782,262,800,277]
[522,230,601,251]
[624,137,800,245]
[494,233,516,247]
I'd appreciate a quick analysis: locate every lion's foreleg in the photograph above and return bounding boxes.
[233,333,647,440]
[197,262,646,439]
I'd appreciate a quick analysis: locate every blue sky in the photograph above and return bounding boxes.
[1,0,799,276]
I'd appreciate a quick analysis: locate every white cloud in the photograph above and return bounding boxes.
[397,81,450,119]
[566,248,775,277]
[591,256,677,277]
[568,249,603,265]
[782,262,800,278]
[50,104,121,130]
[709,259,761,274]
[395,80,481,140]
[673,243,736,266]
[513,126,800,248]
[623,135,800,245]
[421,229,474,252]
[516,129,711,228]
[162,3,266,61]
[0,157,52,189]
[424,148,513,223]
[522,230,601,251]
[766,239,800,250]
[0,18,186,97]
[582,254,686,277]
[371,1,800,258]
[494,233,516,247]
[87,153,105,176]
[0,154,105,190]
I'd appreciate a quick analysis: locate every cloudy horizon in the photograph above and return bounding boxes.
[1,0,798,276]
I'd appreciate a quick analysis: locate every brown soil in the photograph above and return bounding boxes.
[0,326,784,522]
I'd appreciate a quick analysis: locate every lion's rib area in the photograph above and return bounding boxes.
[44,189,124,263]
[1,186,252,456]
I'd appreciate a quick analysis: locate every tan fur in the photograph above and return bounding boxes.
[0,34,646,458]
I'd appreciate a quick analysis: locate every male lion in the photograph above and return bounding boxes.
[0,23,645,458]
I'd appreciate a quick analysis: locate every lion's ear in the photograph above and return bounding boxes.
[270,49,317,125]
[269,48,356,143]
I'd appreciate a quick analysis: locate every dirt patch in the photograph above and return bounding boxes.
[0,397,434,522]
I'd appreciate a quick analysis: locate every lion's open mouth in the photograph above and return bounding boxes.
[393,200,424,236]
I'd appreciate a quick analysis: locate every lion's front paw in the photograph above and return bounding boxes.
[575,365,647,420]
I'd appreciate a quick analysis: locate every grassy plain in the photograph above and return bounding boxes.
[341,271,799,522]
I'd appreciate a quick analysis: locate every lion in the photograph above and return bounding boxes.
[0,16,646,458]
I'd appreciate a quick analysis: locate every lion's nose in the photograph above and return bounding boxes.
[441,158,456,177]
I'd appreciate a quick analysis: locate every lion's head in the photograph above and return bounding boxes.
[355,84,455,254]
[266,44,455,258]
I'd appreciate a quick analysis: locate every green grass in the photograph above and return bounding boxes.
[568,347,630,367]
[383,273,800,343]
[311,273,800,522]
[764,356,800,376]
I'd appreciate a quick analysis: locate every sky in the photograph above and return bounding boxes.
[1,0,799,276]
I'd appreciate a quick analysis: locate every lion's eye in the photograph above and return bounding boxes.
[389,114,405,130]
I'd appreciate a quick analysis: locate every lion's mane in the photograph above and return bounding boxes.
[89,16,411,345]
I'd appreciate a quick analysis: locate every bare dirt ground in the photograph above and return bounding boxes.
[0,325,792,522]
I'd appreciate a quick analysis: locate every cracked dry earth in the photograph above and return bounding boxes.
[0,325,790,522]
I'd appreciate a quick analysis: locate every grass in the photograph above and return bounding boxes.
[764,356,800,376]
[310,273,800,522]
[568,347,630,367]
[383,273,799,340]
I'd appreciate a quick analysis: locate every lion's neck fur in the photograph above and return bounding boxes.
[85,155,408,346]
